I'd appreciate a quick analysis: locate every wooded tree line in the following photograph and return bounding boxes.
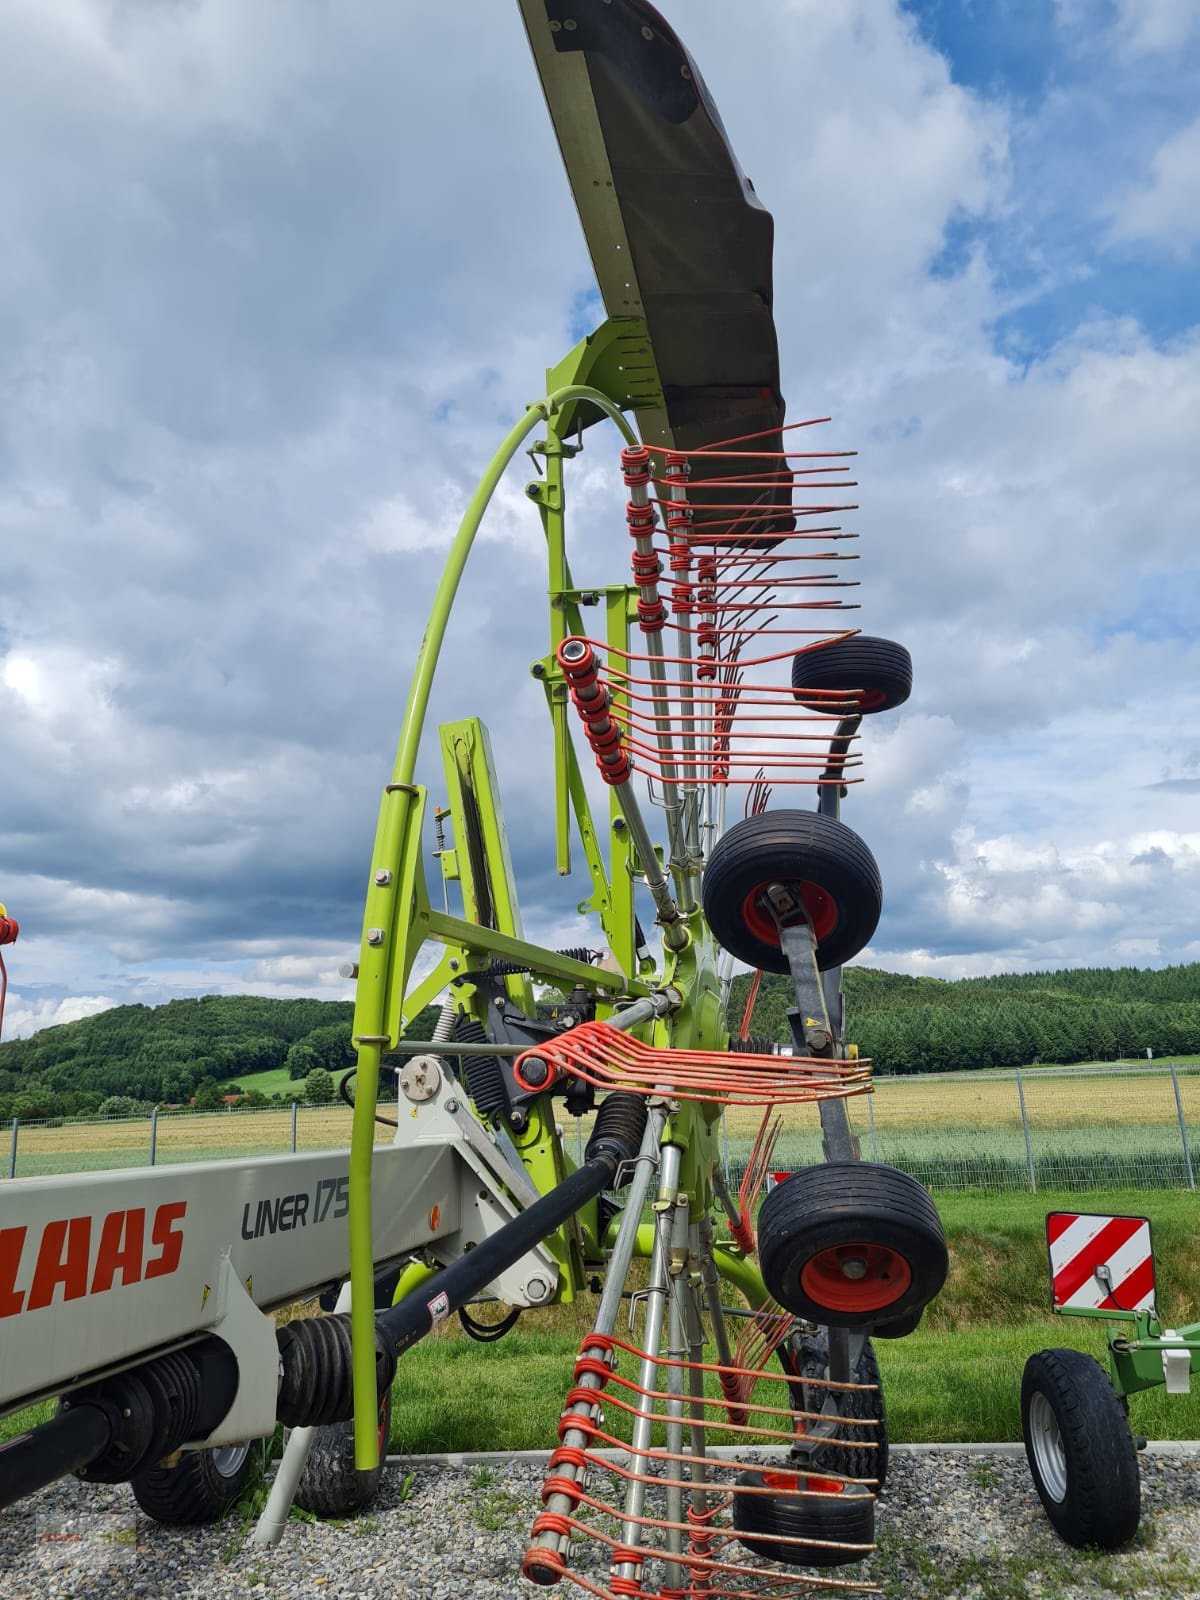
[731,963,1200,1072]
[0,996,359,1120]
[1,962,1196,1119]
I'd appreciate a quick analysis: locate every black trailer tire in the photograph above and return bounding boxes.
[130,1442,256,1525]
[1021,1349,1140,1549]
[758,1163,947,1327]
[781,1332,889,1488]
[732,1467,874,1567]
[701,810,881,974]
[791,637,912,715]
[293,1386,393,1518]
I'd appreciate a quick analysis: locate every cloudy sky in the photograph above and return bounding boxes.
[2,0,1198,1038]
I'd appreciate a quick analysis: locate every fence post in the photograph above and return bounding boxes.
[867,1096,879,1162]
[1015,1068,1036,1191]
[291,1101,298,1154]
[148,1106,158,1168]
[1169,1063,1195,1191]
[8,1116,17,1180]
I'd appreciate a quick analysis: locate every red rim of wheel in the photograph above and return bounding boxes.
[741,879,838,948]
[760,1471,846,1495]
[856,687,888,712]
[799,1242,913,1314]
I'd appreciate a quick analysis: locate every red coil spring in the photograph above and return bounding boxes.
[558,640,632,786]
[621,445,652,486]
[718,1368,749,1429]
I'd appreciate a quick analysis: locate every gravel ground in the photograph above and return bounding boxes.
[2,1450,1198,1600]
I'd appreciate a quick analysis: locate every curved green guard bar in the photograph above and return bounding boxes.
[349,385,639,1467]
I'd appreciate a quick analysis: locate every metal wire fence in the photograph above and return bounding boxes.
[723,1063,1200,1193]
[2,1094,399,1180]
[5,1064,1197,1193]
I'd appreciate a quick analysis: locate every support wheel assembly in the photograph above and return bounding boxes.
[781,1332,889,1488]
[758,1162,948,1327]
[294,1386,394,1518]
[130,1442,257,1525]
[732,1467,874,1567]
[700,810,882,974]
[1021,1349,1140,1549]
[791,636,912,715]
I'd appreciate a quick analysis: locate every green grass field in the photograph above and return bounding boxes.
[3,1190,1197,1455]
[233,1065,303,1097]
[385,1188,1200,1452]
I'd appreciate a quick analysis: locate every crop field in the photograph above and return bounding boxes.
[722,1066,1200,1190]
[7,1103,395,1178]
[726,1065,1200,1137]
[8,1063,1199,1188]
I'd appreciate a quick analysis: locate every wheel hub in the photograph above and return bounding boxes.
[1027,1391,1067,1503]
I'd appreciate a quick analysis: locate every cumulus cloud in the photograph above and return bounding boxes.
[0,1,1197,1037]
[1106,118,1200,256]
[1,993,118,1038]
[1113,0,1200,54]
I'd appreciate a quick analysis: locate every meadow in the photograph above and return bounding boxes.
[4,1189,1197,1455]
[380,1187,1200,1453]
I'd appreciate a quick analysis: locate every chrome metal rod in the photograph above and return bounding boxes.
[710,1165,743,1238]
[613,781,690,947]
[528,1105,667,1563]
[697,1216,737,1377]
[617,1141,684,1580]
[662,1192,692,1585]
[607,990,678,1035]
[680,1256,711,1517]
[626,469,692,907]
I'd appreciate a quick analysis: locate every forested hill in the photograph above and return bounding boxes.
[1,962,1197,1118]
[731,963,1200,1073]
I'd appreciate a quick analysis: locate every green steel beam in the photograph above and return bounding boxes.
[347,379,640,1469]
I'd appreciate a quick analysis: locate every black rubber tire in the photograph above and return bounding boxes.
[130,1442,256,1525]
[758,1163,948,1327]
[869,1303,925,1340]
[781,1332,888,1488]
[701,810,882,974]
[1021,1349,1140,1549]
[293,1386,393,1518]
[732,1467,874,1567]
[791,637,912,716]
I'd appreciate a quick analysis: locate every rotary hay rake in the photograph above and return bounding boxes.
[0,5,951,1596]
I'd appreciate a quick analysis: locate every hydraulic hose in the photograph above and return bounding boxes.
[376,1093,647,1358]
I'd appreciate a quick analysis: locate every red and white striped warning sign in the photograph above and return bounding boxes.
[1046,1212,1155,1313]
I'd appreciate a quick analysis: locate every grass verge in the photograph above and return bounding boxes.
[4,1188,1197,1454]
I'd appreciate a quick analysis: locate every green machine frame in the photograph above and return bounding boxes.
[344,321,750,1464]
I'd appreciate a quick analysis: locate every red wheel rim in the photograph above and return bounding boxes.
[741,879,838,948]
[760,1471,845,1495]
[799,1241,912,1314]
